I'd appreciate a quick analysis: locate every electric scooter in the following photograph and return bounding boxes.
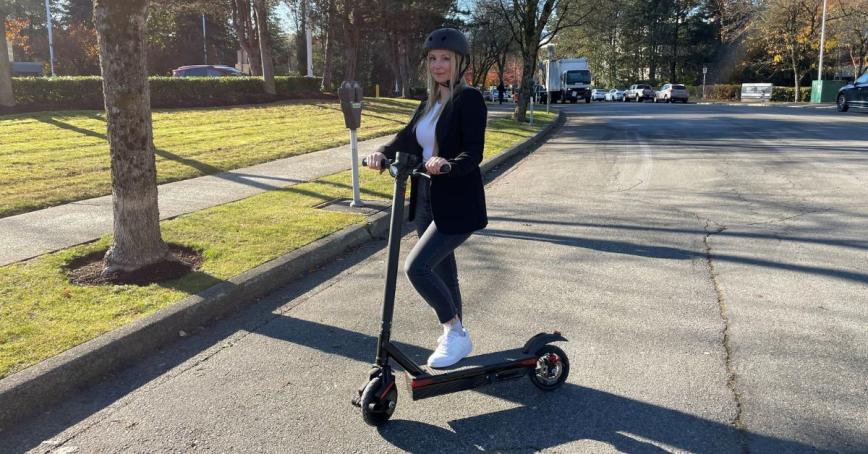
[351,152,569,426]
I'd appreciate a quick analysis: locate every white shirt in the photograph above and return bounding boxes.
[415,102,442,162]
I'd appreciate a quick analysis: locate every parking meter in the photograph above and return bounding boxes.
[338,81,363,130]
[338,81,364,206]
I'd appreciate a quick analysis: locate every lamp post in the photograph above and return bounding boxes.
[202,13,207,64]
[44,0,55,76]
[817,0,828,80]
[305,0,313,77]
[545,44,554,113]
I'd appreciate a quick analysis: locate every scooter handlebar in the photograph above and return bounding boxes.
[361,157,451,175]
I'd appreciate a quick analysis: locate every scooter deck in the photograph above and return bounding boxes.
[403,348,538,400]
[421,348,530,374]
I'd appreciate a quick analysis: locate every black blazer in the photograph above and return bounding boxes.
[380,86,488,234]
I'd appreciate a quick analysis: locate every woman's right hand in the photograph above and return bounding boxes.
[365,151,387,171]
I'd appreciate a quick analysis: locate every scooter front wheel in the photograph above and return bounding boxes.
[360,377,398,426]
[529,344,569,391]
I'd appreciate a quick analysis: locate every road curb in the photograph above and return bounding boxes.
[0,108,564,430]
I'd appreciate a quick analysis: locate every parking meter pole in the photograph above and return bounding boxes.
[339,80,364,207]
[349,129,362,207]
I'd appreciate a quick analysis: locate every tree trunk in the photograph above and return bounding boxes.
[649,21,657,81]
[296,0,308,75]
[340,4,361,81]
[94,0,169,274]
[792,57,800,102]
[321,0,335,90]
[253,0,275,94]
[398,38,410,97]
[0,17,15,108]
[232,0,261,76]
[513,47,537,123]
[671,17,680,82]
[385,31,402,94]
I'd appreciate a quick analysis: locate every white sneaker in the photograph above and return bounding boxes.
[427,328,473,369]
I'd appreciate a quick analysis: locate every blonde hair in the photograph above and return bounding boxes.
[417,49,467,127]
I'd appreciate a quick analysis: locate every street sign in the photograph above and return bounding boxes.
[703,66,708,74]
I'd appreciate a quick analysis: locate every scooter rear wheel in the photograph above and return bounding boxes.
[529,344,569,391]
[360,377,397,426]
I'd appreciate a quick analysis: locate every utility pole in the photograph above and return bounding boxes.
[44,0,56,76]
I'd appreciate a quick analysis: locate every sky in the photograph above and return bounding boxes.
[274,0,476,34]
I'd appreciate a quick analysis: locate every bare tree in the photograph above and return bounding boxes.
[497,0,589,121]
[94,0,170,274]
[713,0,759,43]
[231,0,262,75]
[468,2,514,88]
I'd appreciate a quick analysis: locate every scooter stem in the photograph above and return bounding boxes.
[375,158,413,366]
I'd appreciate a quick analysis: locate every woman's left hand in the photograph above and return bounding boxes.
[426,157,449,175]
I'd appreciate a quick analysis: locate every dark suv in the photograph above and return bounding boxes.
[171,65,243,77]
[837,71,868,112]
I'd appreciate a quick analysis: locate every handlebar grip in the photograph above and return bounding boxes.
[361,157,390,169]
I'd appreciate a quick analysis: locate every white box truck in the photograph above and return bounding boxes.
[545,57,592,104]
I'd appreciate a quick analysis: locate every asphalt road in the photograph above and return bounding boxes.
[4,102,867,453]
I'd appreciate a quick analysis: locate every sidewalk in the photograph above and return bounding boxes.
[0,109,514,267]
[0,136,392,266]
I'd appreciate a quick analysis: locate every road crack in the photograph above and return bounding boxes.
[701,219,750,454]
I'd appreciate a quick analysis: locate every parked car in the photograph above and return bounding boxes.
[655,83,689,103]
[591,89,608,102]
[626,84,655,102]
[837,70,868,112]
[11,61,43,76]
[605,88,625,102]
[172,65,244,77]
[492,87,513,102]
[482,89,494,102]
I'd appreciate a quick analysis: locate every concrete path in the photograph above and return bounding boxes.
[0,136,393,266]
[0,108,513,266]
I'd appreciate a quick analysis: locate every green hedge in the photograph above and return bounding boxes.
[685,84,741,100]
[770,86,812,102]
[684,84,812,102]
[6,76,322,112]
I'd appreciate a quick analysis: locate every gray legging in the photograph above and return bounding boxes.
[404,178,471,324]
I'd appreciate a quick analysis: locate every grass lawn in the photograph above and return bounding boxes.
[0,98,418,218]
[0,110,557,380]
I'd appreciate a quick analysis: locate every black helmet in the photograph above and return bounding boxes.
[423,28,470,86]
[423,28,469,58]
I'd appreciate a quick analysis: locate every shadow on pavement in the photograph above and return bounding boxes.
[256,316,837,453]
[477,228,868,285]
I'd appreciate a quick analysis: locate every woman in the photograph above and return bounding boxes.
[365,28,487,369]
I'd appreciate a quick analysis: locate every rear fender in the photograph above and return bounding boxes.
[522,332,568,354]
